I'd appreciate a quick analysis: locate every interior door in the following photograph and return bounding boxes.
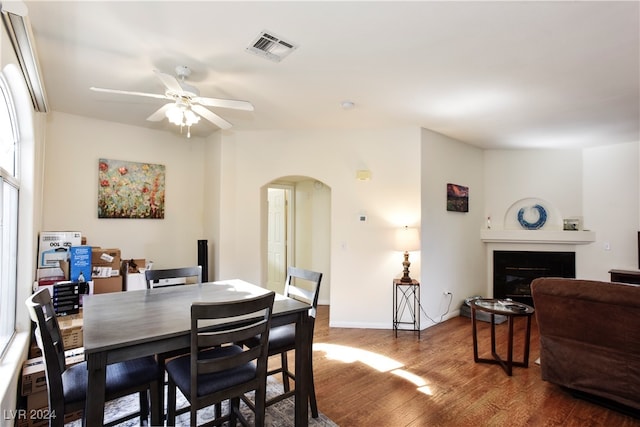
[267,188,287,293]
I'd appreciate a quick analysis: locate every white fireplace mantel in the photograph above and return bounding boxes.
[480,229,596,245]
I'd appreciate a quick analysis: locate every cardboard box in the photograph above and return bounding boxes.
[29,341,42,359]
[64,347,85,366]
[57,260,69,281]
[91,248,121,273]
[58,315,83,349]
[57,310,83,322]
[23,391,82,426]
[20,358,47,396]
[124,258,146,273]
[37,232,82,268]
[92,276,123,294]
[36,267,66,286]
[126,272,147,291]
[16,416,48,427]
[19,415,47,427]
[26,390,47,411]
[69,246,92,282]
[25,390,49,427]
[64,410,83,424]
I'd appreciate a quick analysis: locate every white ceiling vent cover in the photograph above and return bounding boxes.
[246,30,298,62]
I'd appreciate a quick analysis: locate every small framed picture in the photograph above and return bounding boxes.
[563,218,582,231]
[447,183,469,212]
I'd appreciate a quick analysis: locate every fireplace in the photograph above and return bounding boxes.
[493,251,575,305]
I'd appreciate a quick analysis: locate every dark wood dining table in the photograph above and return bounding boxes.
[82,279,312,426]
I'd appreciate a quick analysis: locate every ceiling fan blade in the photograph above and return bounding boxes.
[192,104,232,130]
[153,69,183,94]
[146,103,174,122]
[194,96,254,111]
[91,86,169,100]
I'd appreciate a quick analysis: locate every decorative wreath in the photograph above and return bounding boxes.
[517,204,547,230]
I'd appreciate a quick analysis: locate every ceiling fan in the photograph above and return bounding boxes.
[90,65,254,137]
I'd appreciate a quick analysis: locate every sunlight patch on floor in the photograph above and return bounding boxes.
[313,343,402,372]
[314,342,434,395]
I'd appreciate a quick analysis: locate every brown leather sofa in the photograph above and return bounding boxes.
[531,277,640,414]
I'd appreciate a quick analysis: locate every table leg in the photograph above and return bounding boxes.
[506,316,514,376]
[150,375,163,426]
[85,352,107,426]
[295,312,310,427]
[393,284,397,337]
[471,306,479,362]
[522,314,532,367]
[490,313,497,356]
[471,307,533,376]
[415,285,420,339]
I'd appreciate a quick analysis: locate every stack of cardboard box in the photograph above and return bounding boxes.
[19,311,85,427]
[91,248,122,293]
[35,231,125,297]
[20,232,131,425]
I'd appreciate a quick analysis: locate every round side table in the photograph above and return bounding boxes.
[470,298,535,376]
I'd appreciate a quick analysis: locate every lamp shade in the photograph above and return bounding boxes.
[395,226,420,252]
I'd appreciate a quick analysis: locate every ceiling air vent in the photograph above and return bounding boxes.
[246,30,298,62]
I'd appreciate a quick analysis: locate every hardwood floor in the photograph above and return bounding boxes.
[301,305,639,426]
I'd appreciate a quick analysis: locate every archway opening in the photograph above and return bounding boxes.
[261,176,331,304]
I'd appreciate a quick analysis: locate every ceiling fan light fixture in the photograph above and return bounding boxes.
[166,105,185,126]
[93,66,253,135]
[165,103,200,130]
[184,108,200,126]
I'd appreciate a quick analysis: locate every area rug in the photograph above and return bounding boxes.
[65,376,338,426]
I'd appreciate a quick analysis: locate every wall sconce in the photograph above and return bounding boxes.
[395,226,420,283]
[356,170,371,181]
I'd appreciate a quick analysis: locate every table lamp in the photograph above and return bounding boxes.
[395,226,420,283]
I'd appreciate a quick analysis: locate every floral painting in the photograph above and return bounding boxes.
[446,183,469,213]
[98,158,165,219]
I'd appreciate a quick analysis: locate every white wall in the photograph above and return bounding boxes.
[580,142,639,280]
[421,129,486,324]
[215,128,421,328]
[203,131,222,280]
[42,112,208,268]
[484,144,639,284]
[484,149,583,230]
[294,179,331,305]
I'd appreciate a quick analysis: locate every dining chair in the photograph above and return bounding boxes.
[144,265,202,289]
[243,267,323,417]
[165,292,276,427]
[25,288,162,427]
[144,266,204,393]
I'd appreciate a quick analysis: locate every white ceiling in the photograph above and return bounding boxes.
[19,1,640,149]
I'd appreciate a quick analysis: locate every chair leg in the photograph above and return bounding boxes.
[281,351,290,392]
[309,358,319,418]
[167,378,177,426]
[190,404,198,427]
[139,390,149,425]
[52,407,65,427]
[254,386,267,427]
[230,397,240,426]
[150,379,163,426]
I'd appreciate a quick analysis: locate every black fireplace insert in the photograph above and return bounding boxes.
[493,250,575,305]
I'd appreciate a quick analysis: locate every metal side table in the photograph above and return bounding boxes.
[393,278,420,338]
